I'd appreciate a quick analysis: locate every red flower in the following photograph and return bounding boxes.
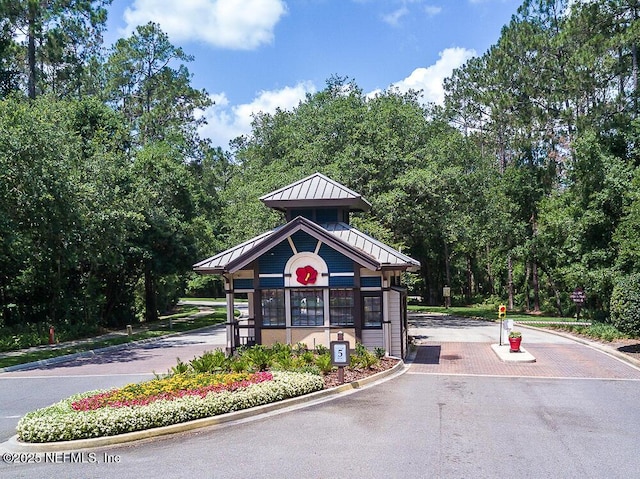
[296,265,318,285]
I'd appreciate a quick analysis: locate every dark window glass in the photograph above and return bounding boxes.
[330,289,354,326]
[363,294,382,328]
[291,289,324,326]
[262,289,285,327]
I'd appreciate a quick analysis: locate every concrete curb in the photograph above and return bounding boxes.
[0,323,226,374]
[1,359,407,452]
[491,344,536,363]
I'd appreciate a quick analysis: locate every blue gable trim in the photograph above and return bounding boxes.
[329,275,354,287]
[233,278,254,290]
[259,240,293,274]
[319,244,353,273]
[291,230,317,253]
[259,276,284,288]
[361,276,382,288]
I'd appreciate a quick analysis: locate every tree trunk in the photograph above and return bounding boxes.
[144,265,158,323]
[507,254,514,310]
[444,242,451,289]
[541,264,563,316]
[532,261,540,312]
[465,255,473,304]
[485,244,494,295]
[524,261,531,312]
[633,5,638,117]
[27,3,37,99]
[633,42,638,116]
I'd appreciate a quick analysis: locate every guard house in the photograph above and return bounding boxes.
[193,173,420,358]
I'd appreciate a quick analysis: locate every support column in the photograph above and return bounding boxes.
[224,276,235,355]
[382,274,391,354]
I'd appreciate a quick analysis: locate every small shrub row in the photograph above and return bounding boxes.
[550,322,628,342]
[171,342,384,377]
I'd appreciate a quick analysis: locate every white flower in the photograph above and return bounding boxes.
[17,372,324,443]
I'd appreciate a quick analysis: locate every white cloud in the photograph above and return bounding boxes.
[198,82,317,147]
[392,47,476,105]
[381,1,442,25]
[123,0,287,49]
[424,5,442,16]
[382,7,409,26]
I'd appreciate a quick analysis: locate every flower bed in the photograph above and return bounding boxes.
[71,371,271,410]
[17,371,324,443]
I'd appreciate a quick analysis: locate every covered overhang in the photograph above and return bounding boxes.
[193,216,420,275]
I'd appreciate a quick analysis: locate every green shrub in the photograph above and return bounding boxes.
[241,345,273,371]
[170,358,190,375]
[610,273,640,336]
[315,344,329,355]
[229,355,249,373]
[272,349,296,370]
[350,343,379,370]
[294,364,321,376]
[189,349,228,373]
[373,347,386,359]
[314,353,334,375]
[585,322,626,342]
[293,342,308,355]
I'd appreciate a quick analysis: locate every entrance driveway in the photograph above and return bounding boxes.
[408,313,640,380]
[3,313,640,478]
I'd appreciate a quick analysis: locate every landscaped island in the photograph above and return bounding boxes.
[17,343,398,443]
[17,371,323,443]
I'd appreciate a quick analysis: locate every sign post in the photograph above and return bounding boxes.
[498,304,507,345]
[570,288,586,321]
[443,286,451,309]
[331,331,350,384]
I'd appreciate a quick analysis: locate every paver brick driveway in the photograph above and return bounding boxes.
[408,314,640,380]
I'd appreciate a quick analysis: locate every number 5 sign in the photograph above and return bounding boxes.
[330,340,350,366]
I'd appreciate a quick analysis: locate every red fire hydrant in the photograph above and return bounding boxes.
[49,326,55,345]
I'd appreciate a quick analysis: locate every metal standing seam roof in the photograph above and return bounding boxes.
[192,229,275,271]
[193,218,420,274]
[259,172,372,212]
[321,222,420,268]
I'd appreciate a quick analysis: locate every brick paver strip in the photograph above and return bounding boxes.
[410,342,640,380]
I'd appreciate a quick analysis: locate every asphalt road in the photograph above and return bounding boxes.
[2,316,640,478]
[0,324,227,443]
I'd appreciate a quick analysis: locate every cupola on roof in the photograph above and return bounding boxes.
[259,172,371,212]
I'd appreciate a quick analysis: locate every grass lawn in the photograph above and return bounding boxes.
[180,297,248,303]
[0,308,227,370]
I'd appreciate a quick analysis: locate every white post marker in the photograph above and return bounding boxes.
[502,319,513,344]
[331,331,350,384]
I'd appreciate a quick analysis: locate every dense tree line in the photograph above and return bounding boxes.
[2,0,640,340]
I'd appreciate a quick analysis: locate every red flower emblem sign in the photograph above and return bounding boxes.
[296,265,318,285]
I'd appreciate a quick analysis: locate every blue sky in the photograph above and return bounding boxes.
[105,0,522,149]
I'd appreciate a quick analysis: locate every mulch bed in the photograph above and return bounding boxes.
[609,339,640,363]
[322,357,399,389]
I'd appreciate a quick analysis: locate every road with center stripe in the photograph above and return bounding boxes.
[2,315,640,478]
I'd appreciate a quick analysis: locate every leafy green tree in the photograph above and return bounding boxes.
[104,22,211,150]
[0,0,112,98]
[103,22,216,321]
